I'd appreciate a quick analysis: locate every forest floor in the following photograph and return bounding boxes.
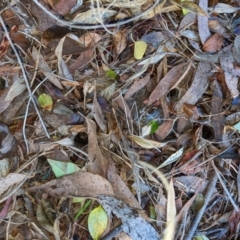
[0,0,240,239]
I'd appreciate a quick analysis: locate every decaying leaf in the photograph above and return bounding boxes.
[202,33,223,53]
[198,0,211,44]
[208,3,240,13]
[128,135,167,149]
[124,74,151,99]
[86,118,109,177]
[5,77,27,102]
[71,8,117,24]
[220,54,239,98]
[148,62,188,105]
[183,103,200,120]
[27,171,114,197]
[0,122,18,159]
[113,31,127,55]
[31,47,62,89]
[0,173,26,196]
[175,62,213,112]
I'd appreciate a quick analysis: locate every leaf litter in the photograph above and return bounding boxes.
[1,0,240,239]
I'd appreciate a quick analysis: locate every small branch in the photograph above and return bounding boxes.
[100,225,123,240]
[183,160,221,240]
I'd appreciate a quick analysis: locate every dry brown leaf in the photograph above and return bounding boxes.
[175,62,213,112]
[113,31,127,55]
[148,62,188,105]
[202,33,223,53]
[31,47,62,89]
[211,80,224,141]
[69,49,95,73]
[176,192,198,222]
[28,171,114,197]
[79,32,102,47]
[220,54,239,98]
[198,0,211,44]
[112,92,132,119]
[0,122,18,159]
[71,8,117,24]
[0,89,11,114]
[0,36,9,59]
[47,0,77,15]
[179,159,204,175]
[229,210,240,234]
[107,161,142,209]
[0,173,26,196]
[174,176,214,193]
[208,19,227,35]
[178,12,197,31]
[182,103,199,120]
[86,118,109,177]
[93,93,107,132]
[124,74,151,99]
[154,120,173,141]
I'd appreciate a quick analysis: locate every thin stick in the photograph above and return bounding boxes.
[32,0,162,30]
[0,16,50,140]
[183,160,220,240]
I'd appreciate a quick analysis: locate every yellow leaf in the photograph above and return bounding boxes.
[128,135,167,149]
[180,2,208,16]
[134,40,147,60]
[88,206,108,240]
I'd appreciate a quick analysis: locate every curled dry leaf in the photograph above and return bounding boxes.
[208,19,227,35]
[0,122,18,159]
[47,0,77,15]
[128,135,167,149]
[202,33,223,53]
[154,120,173,141]
[124,74,151,99]
[175,62,213,112]
[0,36,9,59]
[183,103,199,120]
[27,171,114,197]
[86,118,109,177]
[208,3,240,13]
[113,31,127,55]
[31,47,62,89]
[0,173,26,196]
[148,62,188,105]
[198,0,211,44]
[71,8,117,24]
[220,54,239,98]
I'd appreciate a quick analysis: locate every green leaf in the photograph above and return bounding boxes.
[105,70,117,80]
[47,158,81,178]
[74,199,91,221]
[88,205,108,240]
[38,93,53,111]
[149,120,159,134]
